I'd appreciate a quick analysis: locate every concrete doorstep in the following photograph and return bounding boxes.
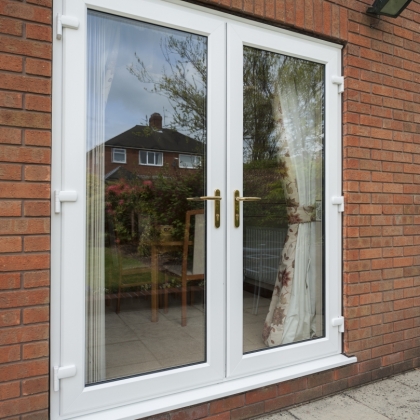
[256,369,420,420]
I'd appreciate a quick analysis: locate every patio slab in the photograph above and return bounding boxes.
[255,369,420,420]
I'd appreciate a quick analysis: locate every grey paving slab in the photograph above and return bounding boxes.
[289,394,390,420]
[344,376,420,420]
[392,369,420,391]
[255,370,420,420]
[258,412,297,419]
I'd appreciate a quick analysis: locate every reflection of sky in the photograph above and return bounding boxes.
[103,14,203,141]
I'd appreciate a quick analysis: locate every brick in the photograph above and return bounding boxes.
[0,163,21,180]
[24,165,50,182]
[23,236,50,252]
[0,74,50,95]
[22,341,48,359]
[209,395,244,415]
[23,202,50,217]
[0,381,20,400]
[203,414,229,420]
[21,410,49,420]
[0,200,22,217]
[24,130,50,147]
[26,23,51,42]
[294,385,323,404]
[0,235,22,252]
[264,394,294,412]
[0,344,20,363]
[23,306,48,324]
[0,126,21,144]
[25,95,51,113]
[22,376,48,396]
[0,394,48,417]
[245,386,276,404]
[0,109,50,129]
[0,288,49,309]
[230,402,264,420]
[170,404,208,420]
[0,91,22,109]
[0,182,50,199]
[0,16,22,36]
[323,378,348,395]
[25,58,50,77]
[0,324,48,345]
[0,1,51,24]
[0,146,50,164]
[23,271,49,289]
[0,357,48,382]
[0,272,20,289]
[307,370,334,388]
[0,308,20,326]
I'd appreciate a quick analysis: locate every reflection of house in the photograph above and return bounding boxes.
[105,113,203,178]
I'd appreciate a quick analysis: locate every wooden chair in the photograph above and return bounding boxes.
[164,209,205,326]
[107,217,168,314]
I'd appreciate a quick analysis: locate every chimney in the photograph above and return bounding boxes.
[149,113,162,131]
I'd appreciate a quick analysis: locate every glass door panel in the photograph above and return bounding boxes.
[241,47,325,354]
[86,10,208,384]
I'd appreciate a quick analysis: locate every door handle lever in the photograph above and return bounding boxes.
[187,196,222,201]
[234,191,261,227]
[187,190,221,228]
[235,196,261,202]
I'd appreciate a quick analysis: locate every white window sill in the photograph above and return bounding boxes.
[75,354,356,420]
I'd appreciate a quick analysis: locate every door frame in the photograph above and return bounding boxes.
[226,21,344,379]
[51,1,355,419]
[52,0,226,417]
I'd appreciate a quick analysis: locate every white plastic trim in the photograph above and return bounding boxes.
[331,196,345,213]
[72,355,356,420]
[56,14,80,40]
[332,75,344,93]
[331,316,345,333]
[55,190,78,213]
[54,365,77,392]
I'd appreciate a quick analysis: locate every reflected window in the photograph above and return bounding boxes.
[112,148,126,163]
[139,150,163,166]
[179,154,201,169]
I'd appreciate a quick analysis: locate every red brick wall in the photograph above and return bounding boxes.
[0,0,51,419]
[1,0,420,419]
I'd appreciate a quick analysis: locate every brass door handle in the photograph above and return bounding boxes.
[187,196,222,201]
[235,196,261,202]
[187,189,221,228]
[234,190,261,228]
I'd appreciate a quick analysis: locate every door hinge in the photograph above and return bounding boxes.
[332,75,344,94]
[53,365,77,391]
[332,316,345,333]
[55,190,78,213]
[56,14,80,40]
[331,196,345,213]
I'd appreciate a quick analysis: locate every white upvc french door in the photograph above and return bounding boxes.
[54,0,226,417]
[52,0,347,418]
[226,22,343,378]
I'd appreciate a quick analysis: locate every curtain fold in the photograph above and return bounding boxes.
[86,11,120,384]
[263,61,323,347]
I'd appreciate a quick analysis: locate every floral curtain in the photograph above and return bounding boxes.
[263,59,323,347]
[86,11,120,384]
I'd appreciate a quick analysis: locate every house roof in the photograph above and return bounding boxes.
[105,125,204,155]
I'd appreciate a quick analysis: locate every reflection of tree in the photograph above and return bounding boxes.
[243,47,279,162]
[128,34,207,142]
[243,47,324,228]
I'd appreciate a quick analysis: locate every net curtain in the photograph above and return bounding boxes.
[86,11,120,384]
[263,62,323,347]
